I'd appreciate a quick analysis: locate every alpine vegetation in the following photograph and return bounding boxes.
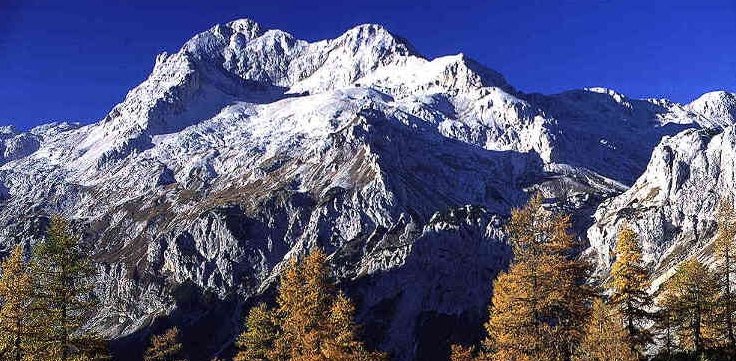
[1,17,736,361]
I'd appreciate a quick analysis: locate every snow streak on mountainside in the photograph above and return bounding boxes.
[0,18,734,360]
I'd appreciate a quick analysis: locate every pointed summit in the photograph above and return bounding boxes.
[182,18,266,58]
[226,18,263,39]
[688,90,736,127]
[338,23,419,56]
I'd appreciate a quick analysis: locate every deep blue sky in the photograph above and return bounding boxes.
[1,0,735,129]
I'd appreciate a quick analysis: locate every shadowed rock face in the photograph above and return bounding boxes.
[0,18,734,361]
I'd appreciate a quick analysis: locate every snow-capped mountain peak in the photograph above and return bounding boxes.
[687,90,736,128]
[584,86,630,103]
[2,18,736,361]
[226,18,263,39]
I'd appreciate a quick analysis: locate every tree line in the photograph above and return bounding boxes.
[115,249,388,361]
[450,195,736,361]
[3,195,736,360]
[0,217,201,361]
[0,216,105,361]
[0,216,385,361]
[237,194,736,360]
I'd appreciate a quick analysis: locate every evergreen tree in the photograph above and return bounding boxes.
[234,304,278,361]
[31,216,99,361]
[659,258,720,356]
[574,298,638,361]
[609,225,655,356]
[714,199,736,350]
[545,211,594,359]
[480,194,593,361]
[144,327,186,361]
[0,244,36,361]
[483,264,556,361]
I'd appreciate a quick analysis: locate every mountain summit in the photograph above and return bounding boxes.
[0,19,734,360]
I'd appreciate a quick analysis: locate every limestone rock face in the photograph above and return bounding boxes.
[0,18,734,361]
[588,125,736,286]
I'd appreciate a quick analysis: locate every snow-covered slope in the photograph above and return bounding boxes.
[0,18,734,360]
[587,111,736,284]
[687,91,736,128]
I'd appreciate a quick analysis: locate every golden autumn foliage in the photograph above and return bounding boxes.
[659,258,720,355]
[144,327,186,361]
[236,249,386,361]
[574,298,638,361]
[714,199,736,349]
[449,344,476,361]
[73,336,113,361]
[483,262,557,361]
[234,303,277,361]
[477,194,593,361]
[0,245,36,361]
[275,249,335,360]
[609,225,655,355]
[321,292,381,360]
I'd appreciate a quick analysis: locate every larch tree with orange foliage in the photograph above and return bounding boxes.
[658,258,720,357]
[714,199,736,350]
[236,249,386,361]
[609,225,655,356]
[234,303,278,361]
[449,344,476,361]
[275,249,335,360]
[574,298,638,361]
[144,327,187,361]
[0,244,36,361]
[474,194,593,361]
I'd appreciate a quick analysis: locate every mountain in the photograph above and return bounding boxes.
[588,95,736,286]
[0,18,734,360]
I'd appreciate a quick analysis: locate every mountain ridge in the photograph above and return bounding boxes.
[1,18,735,360]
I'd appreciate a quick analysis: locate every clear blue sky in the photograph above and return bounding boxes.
[1,0,735,129]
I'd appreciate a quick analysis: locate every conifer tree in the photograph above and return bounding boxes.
[449,344,476,361]
[714,199,736,350]
[236,249,386,361]
[480,194,593,361]
[75,336,113,361]
[234,304,277,361]
[609,225,655,355]
[654,310,676,360]
[144,327,186,361]
[545,212,594,359]
[483,264,556,361]
[275,249,334,359]
[574,298,638,361]
[0,244,35,361]
[31,216,98,361]
[659,258,720,356]
[322,292,386,360]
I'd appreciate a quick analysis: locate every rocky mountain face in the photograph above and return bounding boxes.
[588,124,736,286]
[1,18,735,360]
